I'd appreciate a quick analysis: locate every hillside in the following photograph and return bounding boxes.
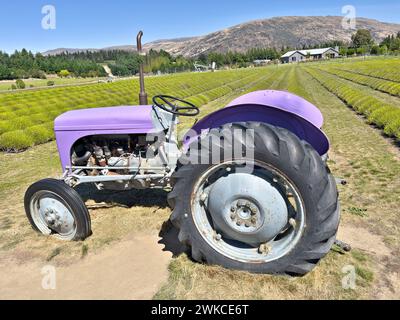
[43,16,400,57]
[43,45,137,56]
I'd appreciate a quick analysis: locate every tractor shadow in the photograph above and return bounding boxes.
[158,220,188,257]
[75,184,187,257]
[75,184,168,209]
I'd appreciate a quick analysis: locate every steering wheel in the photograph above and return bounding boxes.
[153,95,200,117]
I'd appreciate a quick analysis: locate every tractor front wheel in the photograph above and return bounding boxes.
[168,122,339,276]
[24,179,91,241]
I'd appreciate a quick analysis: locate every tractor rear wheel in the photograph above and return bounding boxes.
[168,122,339,276]
[24,179,91,241]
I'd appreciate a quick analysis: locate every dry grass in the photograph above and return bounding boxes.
[154,250,374,300]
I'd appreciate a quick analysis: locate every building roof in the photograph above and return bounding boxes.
[281,47,338,58]
[253,59,271,64]
[281,50,301,58]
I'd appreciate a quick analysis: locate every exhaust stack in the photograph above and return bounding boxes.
[137,31,148,105]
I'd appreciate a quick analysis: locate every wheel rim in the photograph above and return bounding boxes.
[191,160,306,263]
[30,191,77,240]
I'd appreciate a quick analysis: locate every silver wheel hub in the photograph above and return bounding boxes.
[44,209,62,227]
[229,199,259,230]
[207,173,288,246]
[30,191,77,240]
[191,161,306,264]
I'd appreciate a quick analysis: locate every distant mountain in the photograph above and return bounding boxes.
[42,46,136,56]
[43,16,400,57]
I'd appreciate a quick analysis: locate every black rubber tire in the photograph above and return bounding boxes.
[24,179,91,241]
[168,122,340,276]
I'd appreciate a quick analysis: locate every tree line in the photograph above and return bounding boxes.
[339,29,400,56]
[0,47,281,80]
[1,29,400,81]
[0,49,107,80]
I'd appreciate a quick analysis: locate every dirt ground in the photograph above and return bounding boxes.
[338,225,399,299]
[0,233,172,300]
[1,221,397,300]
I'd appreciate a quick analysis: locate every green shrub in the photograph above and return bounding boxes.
[0,130,34,151]
[42,121,55,132]
[58,70,71,78]
[368,106,392,126]
[32,70,47,79]
[25,124,53,144]
[370,108,400,128]
[357,99,383,115]
[0,112,15,121]
[384,117,400,139]
[16,79,26,89]
[0,121,13,134]
[9,116,34,130]
[30,113,53,124]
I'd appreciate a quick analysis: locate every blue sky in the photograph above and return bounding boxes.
[0,0,399,53]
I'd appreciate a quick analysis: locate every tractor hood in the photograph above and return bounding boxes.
[54,105,155,131]
[54,105,174,171]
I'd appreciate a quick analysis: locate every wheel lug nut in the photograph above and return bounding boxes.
[258,244,271,255]
[200,193,208,203]
[230,206,236,212]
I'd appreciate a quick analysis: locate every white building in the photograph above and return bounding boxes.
[281,47,340,63]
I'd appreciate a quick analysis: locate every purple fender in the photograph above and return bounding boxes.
[184,90,330,155]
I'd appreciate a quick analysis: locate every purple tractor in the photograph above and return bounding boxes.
[24,32,340,275]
